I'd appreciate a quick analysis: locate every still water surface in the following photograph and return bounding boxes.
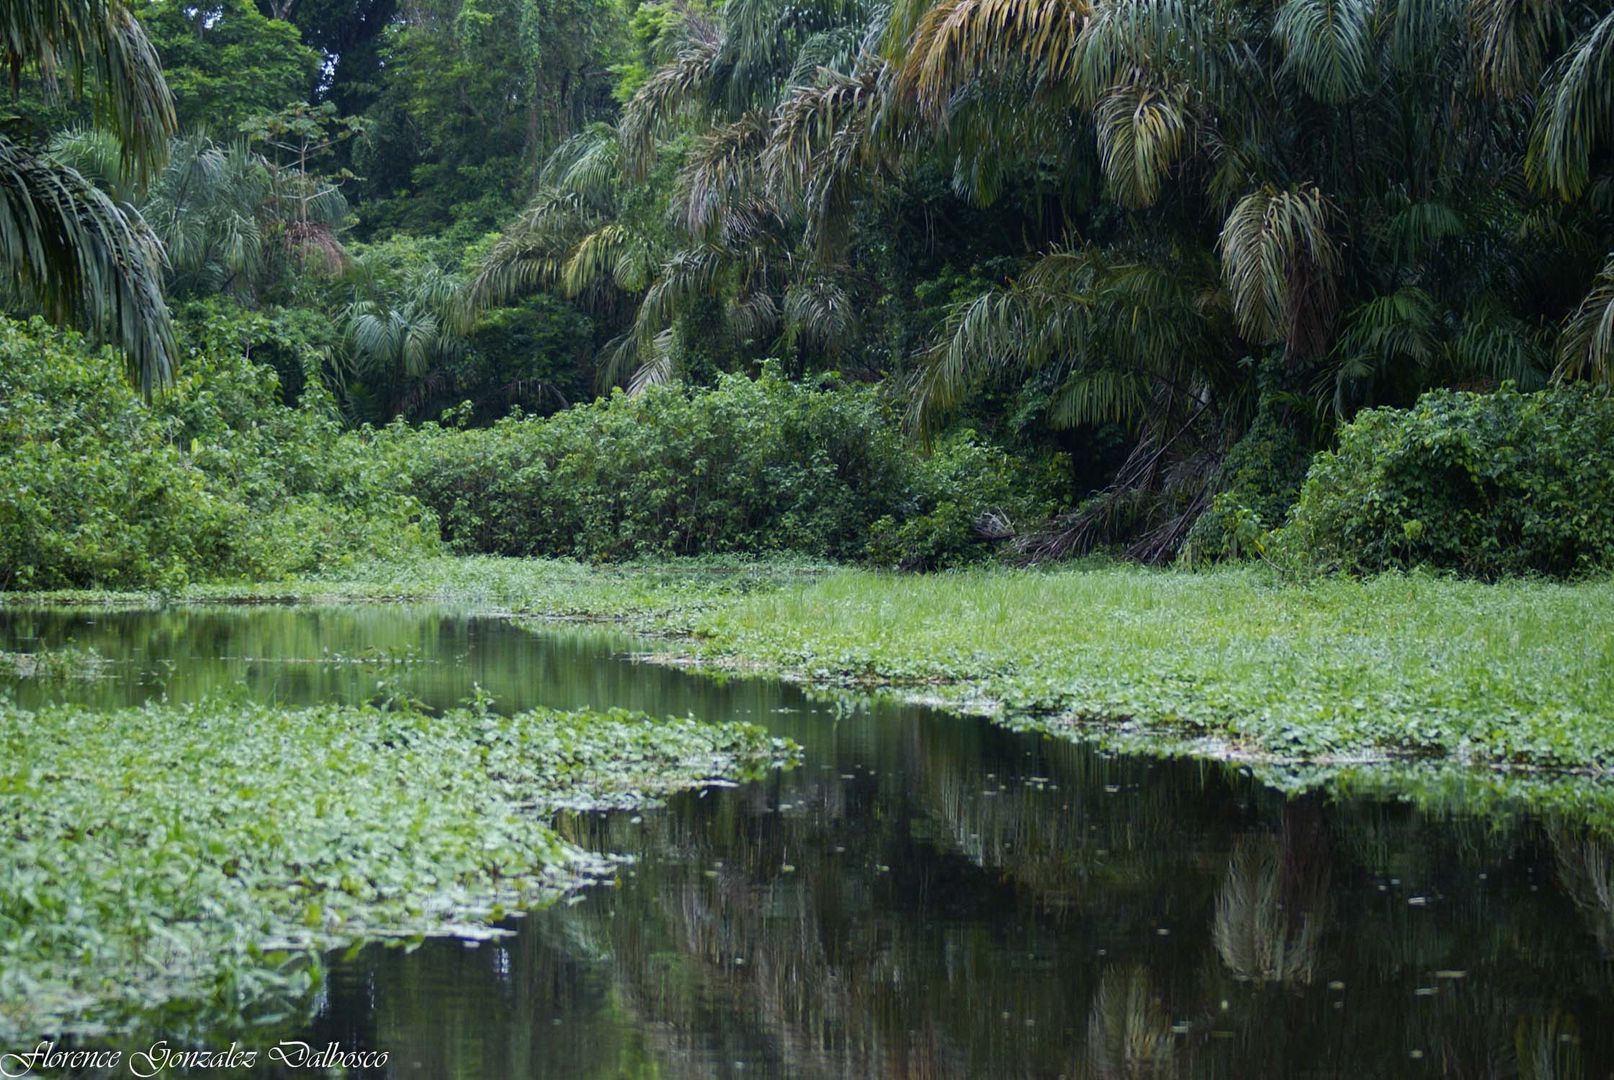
[3,605,1612,1077]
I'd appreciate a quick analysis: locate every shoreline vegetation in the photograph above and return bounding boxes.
[10,556,1612,773]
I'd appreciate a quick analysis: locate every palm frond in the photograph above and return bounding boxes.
[465,191,594,309]
[0,135,172,391]
[1094,78,1189,209]
[1274,0,1373,104]
[45,126,131,199]
[911,284,1032,430]
[892,0,1091,122]
[0,0,176,182]
[621,42,723,178]
[766,70,880,207]
[561,223,656,294]
[1219,184,1341,359]
[1469,0,1554,97]
[1379,199,1466,263]
[628,329,678,393]
[538,123,623,207]
[767,69,883,256]
[1072,0,1234,107]
[677,113,771,242]
[636,247,723,346]
[594,330,642,392]
[727,288,782,343]
[1556,253,1614,385]
[785,26,865,84]
[1447,298,1548,387]
[1325,286,1436,410]
[1525,8,1614,200]
[783,273,854,350]
[1048,366,1150,427]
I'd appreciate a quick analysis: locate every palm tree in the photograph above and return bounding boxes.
[335,259,465,418]
[50,130,340,303]
[1,0,177,391]
[469,0,883,392]
[468,0,1612,558]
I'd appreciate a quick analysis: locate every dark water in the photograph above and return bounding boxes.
[4,605,1613,1078]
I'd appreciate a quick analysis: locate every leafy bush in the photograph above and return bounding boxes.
[866,431,1066,570]
[0,329,1057,587]
[399,369,1062,565]
[1180,395,1314,563]
[0,318,434,590]
[1274,385,1614,578]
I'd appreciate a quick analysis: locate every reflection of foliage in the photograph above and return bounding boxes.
[0,645,107,680]
[1081,966,1175,1080]
[1213,831,1327,985]
[1549,825,1614,953]
[1516,1010,1584,1080]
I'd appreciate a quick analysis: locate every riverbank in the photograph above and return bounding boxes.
[4,558,1613,1037]
[18,556,1611,772]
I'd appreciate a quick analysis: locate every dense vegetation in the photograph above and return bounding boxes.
[0,317,1063,586]
[2,0,1610,584]
[6,0,1612,1049]
[0,319,430,590]
[1278,385,1614,577]
[405,370,1062,566]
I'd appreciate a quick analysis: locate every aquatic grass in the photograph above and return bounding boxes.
[0,644,107,680]
[0,695,794,1040]
[1,555,833,627]
[9,555,1614,769]
[677,565,1614,769]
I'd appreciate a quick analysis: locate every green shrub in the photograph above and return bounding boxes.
[865,431,1065,570]
[1274,384,1614,578]
[0,327,1058,586]
[0,318,435,590]
[400,369,1062,565]
[1180,396,1314,564]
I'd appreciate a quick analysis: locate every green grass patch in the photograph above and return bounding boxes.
[684,565,1614,769]
[0,695,794,1040]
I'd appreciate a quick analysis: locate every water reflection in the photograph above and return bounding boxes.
[3,606,1613,1077]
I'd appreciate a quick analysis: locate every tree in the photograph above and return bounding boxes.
[467,0,1612,561]
[0,0,178,391]
[352,0,624,237]
[136,0,320,132]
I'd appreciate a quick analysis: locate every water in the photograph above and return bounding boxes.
[4,605,1612,1077]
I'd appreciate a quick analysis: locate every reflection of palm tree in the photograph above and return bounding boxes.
[1548,825,1614,952]
[1515,1010,1583,1080]
[1082,965,1175,1080]
[1213,826,1328,985]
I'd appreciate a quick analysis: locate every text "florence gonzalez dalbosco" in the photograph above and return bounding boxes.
[0,1040,389,1077]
